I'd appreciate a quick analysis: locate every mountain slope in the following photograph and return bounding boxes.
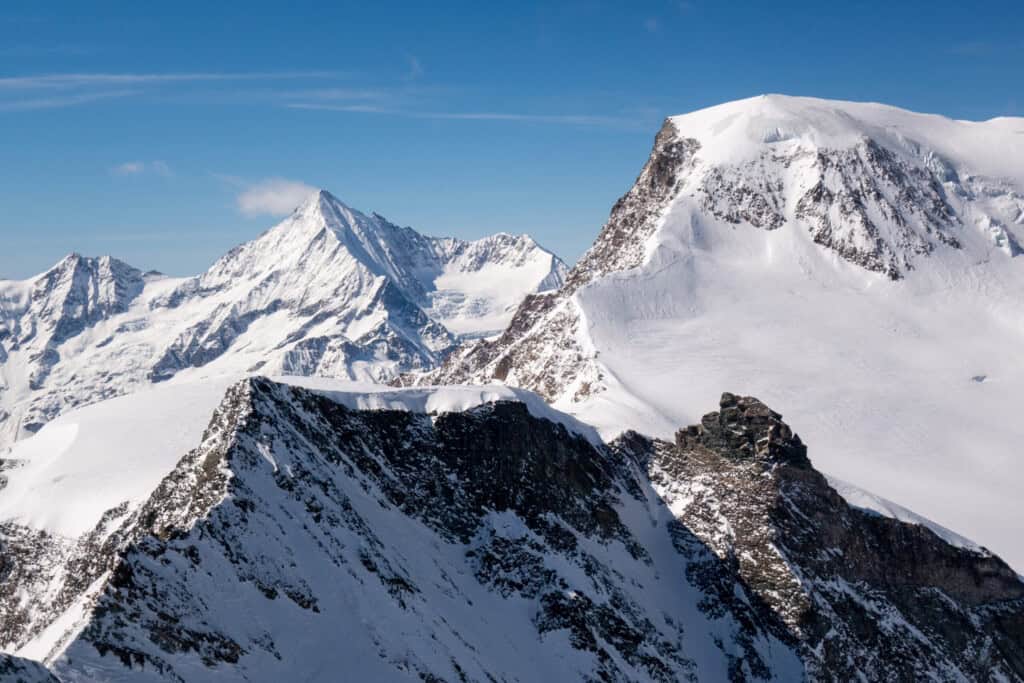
[0,191,565,447]
[1,379,1020,681]
[424,95,1024,569]
[617,393,1024,681]
[0,653,58,683]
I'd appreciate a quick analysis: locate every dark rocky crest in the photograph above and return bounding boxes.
[633,392,1024,681]
[2,383,1020,681]
[566,119,701,293]
[676,392,811,469]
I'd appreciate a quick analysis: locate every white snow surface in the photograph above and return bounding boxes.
[0,378,236,537]
[536,95,1024,568]
[669,94,1023,179]
[426,232,566,336]
[826,476,982,552]
[0,376,597,539]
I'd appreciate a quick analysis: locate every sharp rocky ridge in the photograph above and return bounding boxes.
[1,379,1021,681]
[0,190,566,446]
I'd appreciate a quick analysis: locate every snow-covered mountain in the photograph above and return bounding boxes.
[1,378,1020,680]
[0,190,565,447]
[425,95,1024,569]
[3,95,1023,681]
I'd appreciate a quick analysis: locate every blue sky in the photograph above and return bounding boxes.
[1,1,1021,279]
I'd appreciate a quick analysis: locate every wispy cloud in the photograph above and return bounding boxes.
[0,68,647,130]
[290,102,390,113]
[284,87,388,102]
[0,70,345,113]
[0,89,138,111]
[236,178,317,217]
[0,71,341,90]
[114,162,144,175]
[427,112,631,126]
[112,160,172,176]
[286,102,638,128]
[644,18,660,33]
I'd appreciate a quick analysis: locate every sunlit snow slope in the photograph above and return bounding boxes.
[430,95,1024,569]
[0,190,565,447]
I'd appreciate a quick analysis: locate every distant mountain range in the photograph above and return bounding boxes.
[0,190,565,445]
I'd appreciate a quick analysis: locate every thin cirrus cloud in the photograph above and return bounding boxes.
[0,89,138,111]
[112,160,172,176]
[236,178,317,217]
[0,71,342,111]
[0,71,341,89]
[0,69,640,128]
[286,102,638,128]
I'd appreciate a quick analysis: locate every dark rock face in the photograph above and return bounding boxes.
[426,289,588,402]
[631,392,1024,681]
[2,380,801,681]
[793,139,960,279]
[566,120,701,294]
[3,384,1020,681]
[675,392,811,469]
[698,164,786,231]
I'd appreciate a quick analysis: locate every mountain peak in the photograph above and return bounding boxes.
[675,392,811,469]
[49,251,84,272]
[667,94,1022,178]
[0,189,568,445]
[292,187,347,220]
[425,98,1024,572]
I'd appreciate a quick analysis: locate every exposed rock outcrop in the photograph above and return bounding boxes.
[626,392,1024,681]
[2,382,1020,681]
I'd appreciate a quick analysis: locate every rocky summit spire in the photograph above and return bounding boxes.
[676,392,811,468]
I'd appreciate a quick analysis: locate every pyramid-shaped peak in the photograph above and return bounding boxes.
[293,187,347,215]
[296,188,381,228]
[311,188,345,208]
